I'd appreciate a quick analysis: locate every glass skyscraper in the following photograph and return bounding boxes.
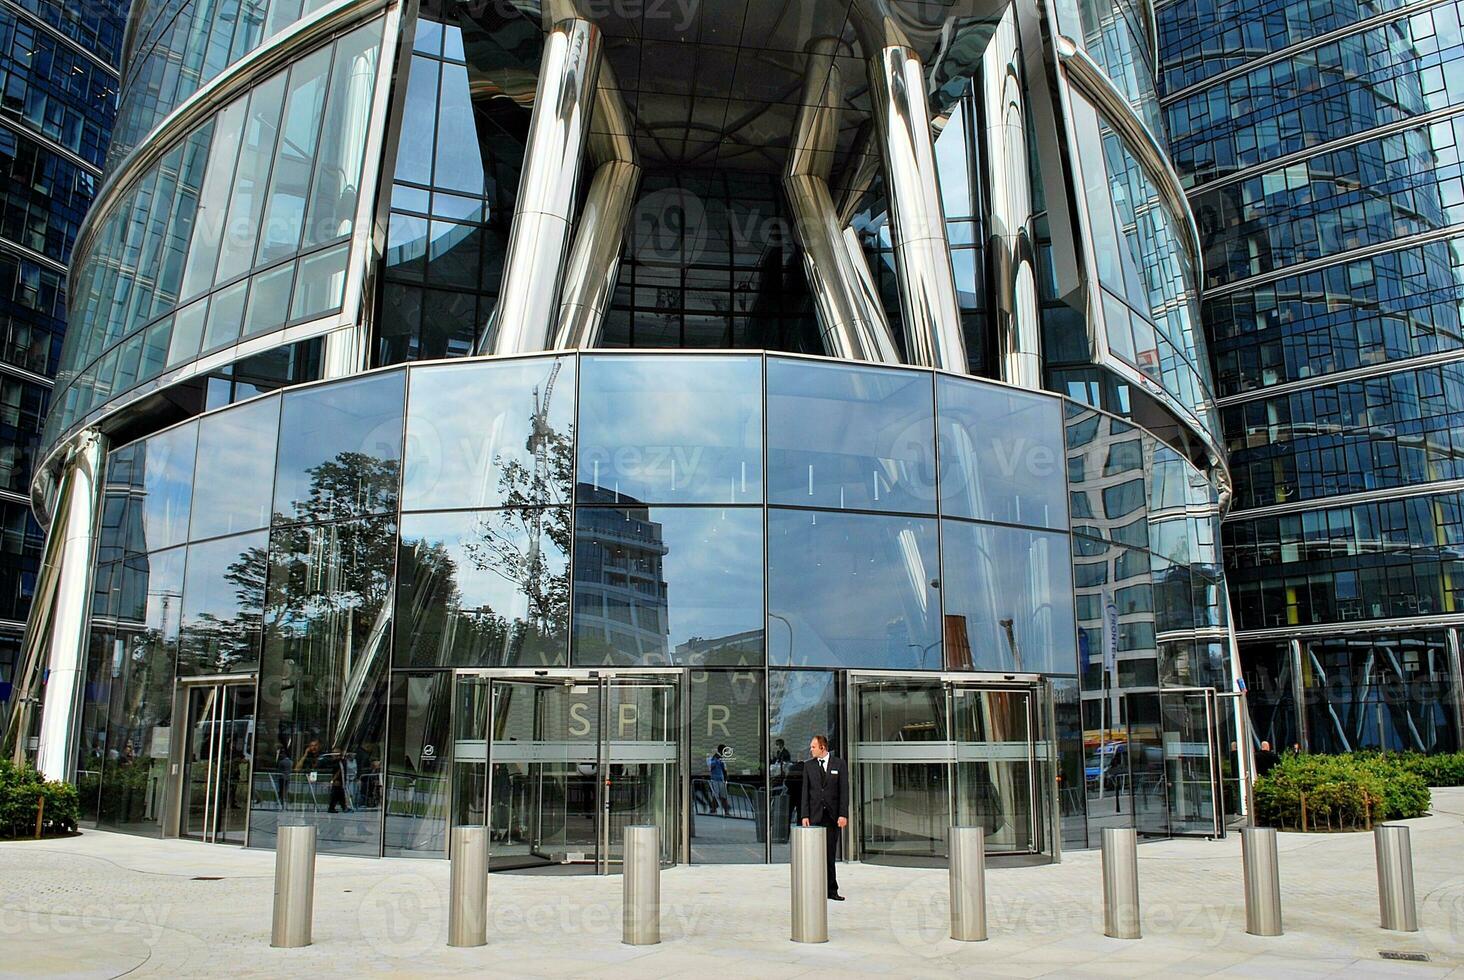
[5,0,1248,868]
[0,0,125,725]
[1159,0,1464,754]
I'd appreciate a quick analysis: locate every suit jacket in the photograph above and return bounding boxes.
[801,754,849,823]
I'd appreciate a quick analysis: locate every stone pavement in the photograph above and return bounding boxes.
[2,789,1462,978]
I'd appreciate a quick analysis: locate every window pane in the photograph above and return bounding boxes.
[402,356,574,511]
[242,262,294,338]
[178,530,268,675]
[937,376,1068,528]
[768,669,843,862]
[128,421,198,552]
[395,508,569,668]
[767,508,941,668]
[255,46,332,266]
[214,71,289,285]
[767,357,936,514]
[179,98,247,299]
[289,243,348,320]
[167,297,208,367]
[689,669,764,863]
[577,355,762,504]
[190,395,280,539]
[383,671,451,857]
[274,370,405,523]
[572,506,763,667]
[301,20,385,248]
[940,520,1078,674]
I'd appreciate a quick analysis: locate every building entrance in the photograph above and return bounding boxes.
[177,677,256,844]
[450,670,683,873]
[849,673,1055,864]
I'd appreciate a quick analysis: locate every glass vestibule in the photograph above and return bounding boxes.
[176,677,257,844]
[450,670,682,873]
[850,673,1054,864]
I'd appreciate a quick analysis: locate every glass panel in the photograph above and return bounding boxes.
[250,515,397,855]
[273,370,404,524]
[402,356,575,511]
[767,669,843,862]
[383,671,452,857]
[487,679,598,870]
[179,98,247,299]
[451,675,489,832]
[952,688,1036,853]
[167,298,208,368]
[301,20,385,248]
[1162,691,1218,835]
[604,678,679,867]
[255,46,333,266]
[767,509,941,669]
[190,394,280,539]
[241,262,294,338]
[766,358,936,513]
[939,521,1078,674]
[289,243,349,319]
[214,72,289,285]
[395,508,570,668]
[201,279,248,353]
[177,531,268,675]
[1125,691,1169,839]
[577,355,762,505]
[572,506,763,667]
[129,422,198,552]
[856,680,949,861]
[936,376,1068,529]
[689,669,764,863]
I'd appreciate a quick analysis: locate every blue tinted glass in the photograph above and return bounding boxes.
[190,395,280,539]
[129,421,198,551]
[403,356,574,511]
[274,371,405,523]
[937,377,1068,529]
[572,506,764,667]
[767,358,936,514]
[940,520,1078,673]
[178,530,268,675]
[577,355,762,504]
[767,508,941,669]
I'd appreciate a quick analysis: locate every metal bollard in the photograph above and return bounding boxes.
[1101,827,1141,939]
[449,825,489,947]
[623,825,660,945]
[790,825,828,943]
[1374,824,1419,932]
[1241,827,1283,936]
[271,825,316,948]
[949,826,987,941]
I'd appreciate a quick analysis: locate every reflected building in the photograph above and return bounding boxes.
[1160,0,1464,754]
[8,0,1248,868]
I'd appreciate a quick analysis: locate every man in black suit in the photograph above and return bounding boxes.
[800,734,848,901]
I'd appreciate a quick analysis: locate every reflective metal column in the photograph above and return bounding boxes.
[272,825,317,948]
[1241,827,1282,936]
[4,430,104,778]
[853,3,967,371]
[790,825,829,943]
[449,825,489,947]
[1101,827,1141,939]
[481,16,602,355]
[622,825,660,945]
[949,826,988,941]
[1375,824,1419,932]
[785,38,900,363]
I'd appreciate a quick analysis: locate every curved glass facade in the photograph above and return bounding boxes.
[1161,0,1464,754]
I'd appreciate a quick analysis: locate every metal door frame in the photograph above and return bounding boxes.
[1159,686,1225,839]
[1215,689,1254,829]
[170,673,258,845]
[844,670,1054,863]
[448,667,687,873]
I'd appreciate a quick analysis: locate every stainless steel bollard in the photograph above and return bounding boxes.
[449,825,489,947]
[271,825,316,948]
[623,825,660,945]
[1375,824,1419,932]
[1101,827,1141,939]
[949,826,987,942]
[790,825,828,943]
[1241,827,1283,936]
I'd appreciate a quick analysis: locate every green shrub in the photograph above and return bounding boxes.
[0,759,79,839]
[1255,752,1432,831]
[1372,750,1464,788]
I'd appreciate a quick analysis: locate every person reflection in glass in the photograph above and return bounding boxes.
[707,744,731,815]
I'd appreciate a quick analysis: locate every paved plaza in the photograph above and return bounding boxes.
[2,790,1462,978]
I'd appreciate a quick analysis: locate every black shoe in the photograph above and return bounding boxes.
[828,892,845,901]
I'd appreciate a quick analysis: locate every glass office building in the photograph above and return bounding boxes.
[1159,0,1464,753]
[0,0,126,727]
[5,0,1245,868]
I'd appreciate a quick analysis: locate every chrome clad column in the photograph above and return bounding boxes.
[449,825,489,947]
[11,431,104,779]
[785,38,900,362]
[271,825,317,947]
[554,71,640,350]
[481,17,602,355]
[790,825,828,943]
[1375,824,1419,931]
[1101,827,1141,939]
[842,226,902,363]
[1241,827,1282,936]
[622,824,660,945]
[949,826,988,941]
[854,4,967,370]
[979,10,1042,388]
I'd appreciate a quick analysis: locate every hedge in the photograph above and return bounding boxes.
[1255,752,1432,831]
[0,760,79,839]
[1373,750,1464,788]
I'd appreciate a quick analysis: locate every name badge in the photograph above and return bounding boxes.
[831,769,839,775]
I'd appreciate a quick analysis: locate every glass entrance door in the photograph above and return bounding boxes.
[180,680,256,844]
[1161,688,1224,837]
[452,671,681,873]
[853,675,1049,863]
